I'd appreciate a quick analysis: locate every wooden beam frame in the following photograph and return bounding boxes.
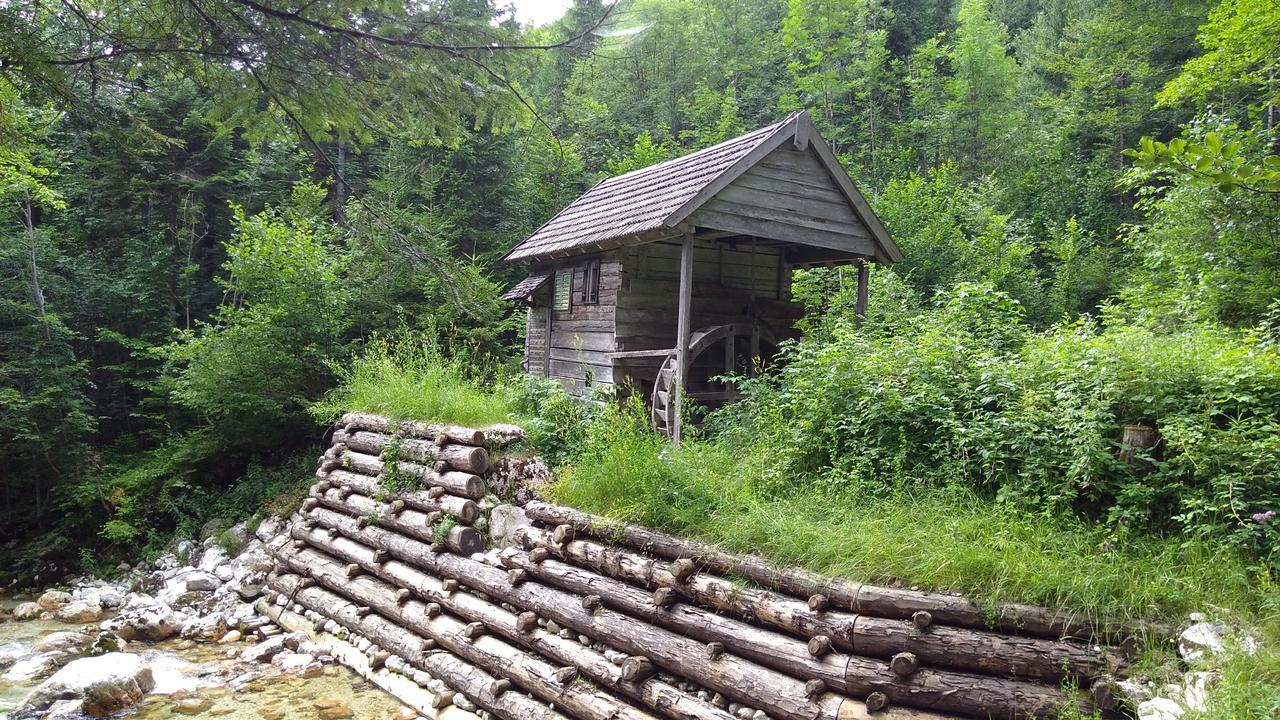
[855,260,869,326]
[673,232,694,443]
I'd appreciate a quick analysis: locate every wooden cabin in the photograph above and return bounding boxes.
[501,111,901,438]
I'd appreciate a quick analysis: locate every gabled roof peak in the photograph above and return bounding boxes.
[502,111,899,264]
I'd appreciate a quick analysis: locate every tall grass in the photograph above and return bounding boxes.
[550,399,1269,625]
[310,337,511,426]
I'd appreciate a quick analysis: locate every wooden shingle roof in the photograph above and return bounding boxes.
[499,270,552,301]
[502,111,901,265]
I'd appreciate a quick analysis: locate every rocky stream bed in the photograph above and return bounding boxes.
[0,518,415,720]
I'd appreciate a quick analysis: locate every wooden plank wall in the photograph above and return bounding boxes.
[688,147,877,258]
[615,239,800,353]
[524,253,623,396]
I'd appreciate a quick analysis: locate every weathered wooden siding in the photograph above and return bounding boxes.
[523,252,623,396]
[614,239,800,353]
[688,146,877,257]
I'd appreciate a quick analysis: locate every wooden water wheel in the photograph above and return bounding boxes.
[651,323,773,435]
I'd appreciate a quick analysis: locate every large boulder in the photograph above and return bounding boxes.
[182,571,221,592]
[101,598,183,642]
[19,653,154,717]
[36,631,93,654]
[12,601,42,620]
[2,652,66,684]
[37,590,72,611]
[55,601,104,624]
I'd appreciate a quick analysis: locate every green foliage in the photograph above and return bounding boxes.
[1157,0,1280,115]
[1127,129,1280,195]
[509,375,596,467]
[311,336,512,427]
[727,285,1280,566]
[159,182,348,446]
[546,384,1265,623]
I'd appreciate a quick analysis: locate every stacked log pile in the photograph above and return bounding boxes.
[268,413,1136,720]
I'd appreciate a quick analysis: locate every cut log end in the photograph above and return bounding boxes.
[389,500,405,514]
[529,547,550,564]
[912,610,933,629]
[428,486,446,499]
[464,621,486,640]
[344,563,361,579]
[508,569,528,586]
[652,587,675,609]
[425,602,442,618]
[442,579,459,594]
[580,594,602,612]
[430,690,455,710]
[620,656,656,682]
[705,641,724,660]
[395,588,412,605]
[889,651,919,677]
[670,558,696,582]
[804,679,825,699]
[355,606,372,618]
[866,691,889,713]
[552,524,575,544]
[553,667,577,684]
[808,593,830,612]
[488,678,514,696]
[807,635,832,658]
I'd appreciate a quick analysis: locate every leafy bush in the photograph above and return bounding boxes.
[311,335,512,426]
[726,283,1280,566]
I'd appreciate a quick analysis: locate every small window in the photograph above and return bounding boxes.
[554,269,572,311]
[579,259,601,305]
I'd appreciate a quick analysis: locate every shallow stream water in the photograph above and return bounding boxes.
[1,600,410,720]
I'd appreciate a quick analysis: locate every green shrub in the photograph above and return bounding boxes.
[311,336,511,426]
[723,284,1280,566]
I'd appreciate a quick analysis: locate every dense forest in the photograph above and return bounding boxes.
[2,0,1278,602]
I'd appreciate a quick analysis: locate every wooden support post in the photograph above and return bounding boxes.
[855,260,869,325]
[543,292,553,377]
[674,232,694,443]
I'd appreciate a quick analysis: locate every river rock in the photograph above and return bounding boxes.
[173,696,214,714]
[37,590,73,611]
[1178,622,1224,662]
[101,598,183,642]
[19,652,154,717]
[37,631,92,653]
[55,601,104,624]
[183,571,222,592]
[314,698,354,720]
[12,601,42,620]
[241,636,286,663]
[1137,697,1184,720]
[272,652,322,677]
[3,652,65,683]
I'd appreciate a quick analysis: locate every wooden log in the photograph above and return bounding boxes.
[270,548,658,720]
[501,547,1088,719]
[306,490,483,555]
[264,572,566,720]
[339,411,487,446]
[521,502,1150,642]
[333,449,486,499]
[333,428,489,474]
[300,509,962,720]
[515,526,1117,683]
[286,520,737,720]
[320,469,479,523]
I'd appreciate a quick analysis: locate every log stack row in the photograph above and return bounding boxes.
[272,414,1134,720]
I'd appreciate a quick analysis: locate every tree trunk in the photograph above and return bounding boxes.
[333,427,489,473]
[311,490,483,554]
[499,543,1088,719]
[265,572,570,720]
[522,502,1154,643]
[325,448,485,499]
[515,526,1118,683]
[270,546,660,720]
[298,507,882,720]
[285,525,737,720]
[339,411,506,447]
[319,469,479,522]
